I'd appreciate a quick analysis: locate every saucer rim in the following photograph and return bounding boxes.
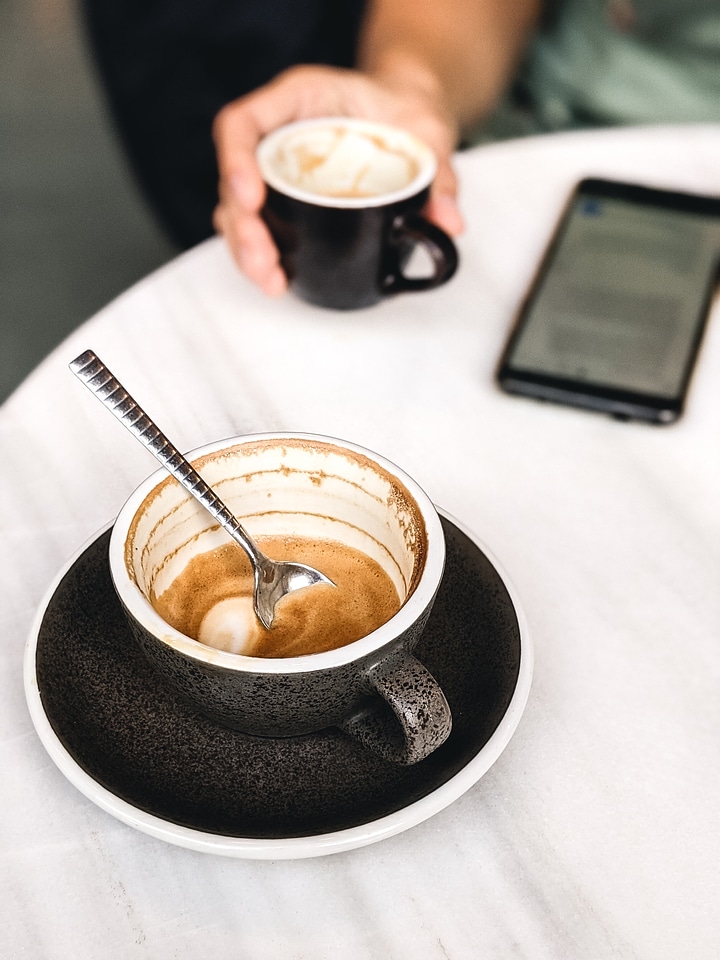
[24,508,533,859]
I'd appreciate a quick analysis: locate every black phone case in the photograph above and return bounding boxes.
[497,178,720,424]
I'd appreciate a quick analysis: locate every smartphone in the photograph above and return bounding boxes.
[497,178,720,423]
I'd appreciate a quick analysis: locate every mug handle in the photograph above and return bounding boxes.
[382,213,459,294]
[340,649,452,764]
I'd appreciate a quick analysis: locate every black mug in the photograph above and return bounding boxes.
[257,118,459,310]
[109,433,452,765]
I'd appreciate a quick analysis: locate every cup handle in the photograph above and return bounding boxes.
[340,650,452,764]
[382,213,459,295]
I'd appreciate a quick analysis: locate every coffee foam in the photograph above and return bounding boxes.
[197,597,257,654]
[258,120,435,205]
[117,435,434,665]
[152,536,402,658]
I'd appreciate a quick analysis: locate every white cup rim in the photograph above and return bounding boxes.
[256,117,438,209]
[109,432,446,675]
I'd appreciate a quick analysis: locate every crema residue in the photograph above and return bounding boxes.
[152,535,402,658]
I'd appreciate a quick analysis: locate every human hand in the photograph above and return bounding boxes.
[212,64,464,296]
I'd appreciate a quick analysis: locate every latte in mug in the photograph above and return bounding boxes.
[257,117,459,309]
[260,122,423,200]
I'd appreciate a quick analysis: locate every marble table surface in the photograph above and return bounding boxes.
[2,124,719,959]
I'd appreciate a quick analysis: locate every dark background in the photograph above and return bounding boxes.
[1,0,176,404]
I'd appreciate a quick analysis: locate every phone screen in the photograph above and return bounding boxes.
[498,179,720,422]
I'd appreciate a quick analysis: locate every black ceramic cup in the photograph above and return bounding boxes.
[257,118,459,310]
[109,434,451,764]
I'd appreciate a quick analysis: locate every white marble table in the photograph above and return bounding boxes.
[2,124,719,959]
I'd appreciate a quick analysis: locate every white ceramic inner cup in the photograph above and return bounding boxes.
[111,433,444,664]
[256,117,438,208]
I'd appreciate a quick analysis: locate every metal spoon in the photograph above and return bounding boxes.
[69,350,334,629]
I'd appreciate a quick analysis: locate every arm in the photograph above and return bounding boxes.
[359,0,542,130]
[212,0,543,295]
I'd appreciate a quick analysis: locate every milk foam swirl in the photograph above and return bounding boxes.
[152,536,402,658]
[264,123,424,199]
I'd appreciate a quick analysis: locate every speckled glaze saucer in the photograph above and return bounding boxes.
[24,510,531,859]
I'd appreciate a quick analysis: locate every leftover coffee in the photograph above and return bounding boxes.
[153,535,402,658]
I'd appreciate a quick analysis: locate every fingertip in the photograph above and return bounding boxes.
[230,170,265,213]
[233,225,287,297]
[427,193,465,236]
[262,267,289,298]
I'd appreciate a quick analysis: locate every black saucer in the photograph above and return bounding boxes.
[27,513,529,856]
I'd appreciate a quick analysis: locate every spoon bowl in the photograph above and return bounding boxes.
[69,350,334,629]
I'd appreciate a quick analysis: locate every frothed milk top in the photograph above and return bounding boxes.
[258,119,436,206]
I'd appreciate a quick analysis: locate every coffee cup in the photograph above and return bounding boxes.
[257,117,459,310]
[109,433,451,764]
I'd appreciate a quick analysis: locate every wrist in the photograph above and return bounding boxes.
[363,48,444,101]
[361,49,460,144]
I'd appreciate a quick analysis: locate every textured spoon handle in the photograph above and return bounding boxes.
[69,350,260,563]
